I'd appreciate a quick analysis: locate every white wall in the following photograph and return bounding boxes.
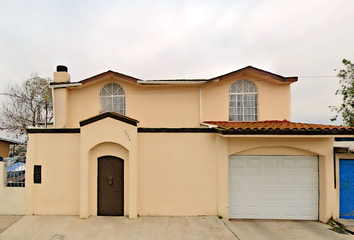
[0,162,25,215]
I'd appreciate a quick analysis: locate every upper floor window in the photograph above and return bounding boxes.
[99,83,125,114]
[229,80,257,121]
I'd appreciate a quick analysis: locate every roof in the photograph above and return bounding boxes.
[79,70,139,85]
[80,111,139,127]
[0,137,21,144]
[50,66,297,88]
[209,66,297,84]
[203,120,354,135]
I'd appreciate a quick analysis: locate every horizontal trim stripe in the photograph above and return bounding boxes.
[27,128,80,134]
[138,128,216,133]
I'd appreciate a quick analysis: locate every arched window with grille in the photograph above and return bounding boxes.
[229,80,257,121]
[99,83,125,115]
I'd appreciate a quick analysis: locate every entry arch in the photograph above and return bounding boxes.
[88,142,129,216]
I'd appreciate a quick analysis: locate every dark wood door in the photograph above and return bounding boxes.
[97,156,124,216]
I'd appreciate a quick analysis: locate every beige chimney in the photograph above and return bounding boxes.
[53,65,70,83]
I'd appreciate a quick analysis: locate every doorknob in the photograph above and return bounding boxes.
[108,177,113,185]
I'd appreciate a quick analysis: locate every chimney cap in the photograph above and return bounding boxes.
[56,65,68,72]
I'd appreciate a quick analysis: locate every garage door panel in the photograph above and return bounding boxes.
[264,159,280,168]
[248,205,263,216]
[247,173,262,185]
[229,155,318,220]
[281,158,297,168]
[282,173,297,186]
[247,158,262,168]
[229,205,245,217]
[264,190,280,201]
[264,174,280,185]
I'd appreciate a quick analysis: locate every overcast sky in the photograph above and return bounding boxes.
[1,0,353,128]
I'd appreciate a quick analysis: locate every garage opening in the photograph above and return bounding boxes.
[229,155,318,220]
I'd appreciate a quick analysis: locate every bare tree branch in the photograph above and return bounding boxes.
[0,73,53,138]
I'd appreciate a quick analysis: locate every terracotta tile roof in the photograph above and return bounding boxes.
[203,120,354,135]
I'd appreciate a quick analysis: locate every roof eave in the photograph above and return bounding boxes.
[209,66,298,84]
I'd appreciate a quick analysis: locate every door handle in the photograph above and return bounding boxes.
[108,177,113,185]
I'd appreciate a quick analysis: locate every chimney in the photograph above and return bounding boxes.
[53,65,70,83]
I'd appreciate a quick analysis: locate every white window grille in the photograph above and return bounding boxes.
[99,83,125,114]
[6,162,25,187]
[229,80,257,121]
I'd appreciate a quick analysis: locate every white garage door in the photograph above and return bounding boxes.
[229,155,318,220]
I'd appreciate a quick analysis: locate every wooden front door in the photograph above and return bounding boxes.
[97,156,124,216]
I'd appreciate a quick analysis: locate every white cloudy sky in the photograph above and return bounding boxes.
[0,0,353,127]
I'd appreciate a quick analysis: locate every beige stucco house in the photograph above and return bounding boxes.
[25,65,354,222]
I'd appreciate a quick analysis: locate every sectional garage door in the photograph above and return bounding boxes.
[229,155,318,220]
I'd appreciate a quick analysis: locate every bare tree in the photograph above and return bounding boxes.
[0,73,53,138]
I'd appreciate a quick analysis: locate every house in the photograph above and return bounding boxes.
[0,137,25,215]
[333,137,354,219]
[0,137,20,159]
[25,65,354,222]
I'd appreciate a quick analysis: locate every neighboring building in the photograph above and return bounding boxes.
[25,65,354,222]
[333,137,354,219]
[0,137,20,159]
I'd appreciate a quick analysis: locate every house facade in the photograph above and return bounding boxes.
[25,66,354,222]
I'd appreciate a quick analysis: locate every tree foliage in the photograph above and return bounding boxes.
[331,59,354,126]
[0,73,53,138]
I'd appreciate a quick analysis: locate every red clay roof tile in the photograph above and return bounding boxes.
[203,120,354,131]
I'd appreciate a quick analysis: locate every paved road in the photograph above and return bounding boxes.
[0,215,352,240]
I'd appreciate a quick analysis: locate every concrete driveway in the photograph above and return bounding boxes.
[0,215,352,240]
[224,219,353,240]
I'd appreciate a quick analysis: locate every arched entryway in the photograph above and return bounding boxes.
[97,156,124,216]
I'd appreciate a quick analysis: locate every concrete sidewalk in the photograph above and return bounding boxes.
[0,216,236,240]
[0,215,353,240]
[0,215,22,234]
[336,219,354,233]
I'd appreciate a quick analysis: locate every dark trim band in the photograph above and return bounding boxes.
[27,128,80,134]
[80,112,139,127]
[138,128,216,133]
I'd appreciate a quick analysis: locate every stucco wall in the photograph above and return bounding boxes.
[80,117,138,218]
[25,133,80,215]
[0,162,25,214]
[53,88,69,128]
[24,129,339,222]
[66,78,201,128]
[202,74,291,122]
[138,132,218,216]
[54,72,292,128]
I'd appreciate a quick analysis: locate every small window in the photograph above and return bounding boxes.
[34,165,41,184]
[229,80,257,121]
[99,83,125,114]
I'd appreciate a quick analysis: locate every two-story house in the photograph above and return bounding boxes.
[25,65,354,222]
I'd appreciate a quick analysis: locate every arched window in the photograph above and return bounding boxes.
[99,83,125,114]
[229,80,257,121]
